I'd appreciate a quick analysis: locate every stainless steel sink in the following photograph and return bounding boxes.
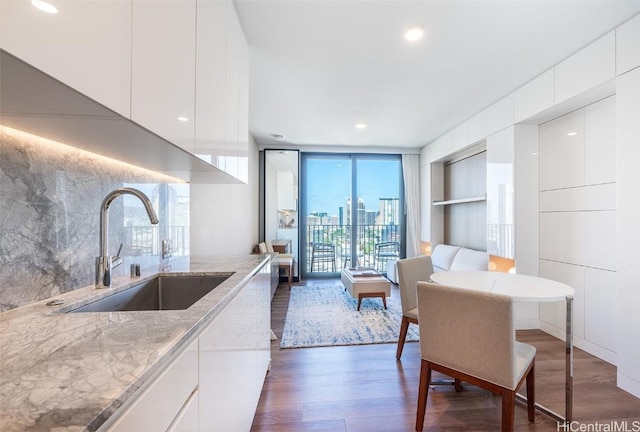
[67,274,233,312]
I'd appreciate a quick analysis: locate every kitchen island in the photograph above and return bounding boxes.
[0,254,272,431]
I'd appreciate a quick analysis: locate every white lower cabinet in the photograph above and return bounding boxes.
[198,263,271,431]
[103,262,271,432]
[105,339,199,432]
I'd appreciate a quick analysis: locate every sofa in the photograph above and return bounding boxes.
[386,244,489,283]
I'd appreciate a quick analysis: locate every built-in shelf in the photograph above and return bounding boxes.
[433,195,486,206]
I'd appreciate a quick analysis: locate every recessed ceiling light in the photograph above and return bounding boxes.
[404,26,424,42]
[271,134,285,140]
[177,116,189,122]
[32,0,58,14]
[567,132,578,136]
[355,123,367,129]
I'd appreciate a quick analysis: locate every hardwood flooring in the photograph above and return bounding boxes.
[251,279,640,431]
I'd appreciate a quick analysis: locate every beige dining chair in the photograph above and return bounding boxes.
[264,240,294,289]
[415,282,536,432]
[395,255,434,359]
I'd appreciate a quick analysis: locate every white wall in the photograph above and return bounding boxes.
[190,135,259,255]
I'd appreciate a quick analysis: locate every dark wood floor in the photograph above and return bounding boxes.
[251,279,640,432]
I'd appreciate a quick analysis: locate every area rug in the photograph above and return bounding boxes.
[280,284,420,349]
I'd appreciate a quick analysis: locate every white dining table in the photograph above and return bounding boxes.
[430,270,575,423]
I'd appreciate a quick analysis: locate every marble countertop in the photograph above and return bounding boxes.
[0,254,271,432]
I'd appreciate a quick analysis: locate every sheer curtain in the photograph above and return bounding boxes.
[402,154,421,258]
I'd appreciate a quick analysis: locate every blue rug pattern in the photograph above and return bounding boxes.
[280,284,420,349]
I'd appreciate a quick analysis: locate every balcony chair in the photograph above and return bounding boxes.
[265,240,294,289]
[310,242,336,272]
[395,255,434,359]
[415,282,536,432]
[374,241,400,272]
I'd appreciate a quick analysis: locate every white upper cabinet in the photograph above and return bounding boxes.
[195,0,228,167]
[131,0,196,152]
[467,110,487,145]
[554,31,615,103]
[194,0,249,183]
[486,94,514,136]
[0,0,132,117]
[616,14,640,76]
[514,69,555,123]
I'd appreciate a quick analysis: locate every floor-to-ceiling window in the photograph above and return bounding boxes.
[301,153,403,278]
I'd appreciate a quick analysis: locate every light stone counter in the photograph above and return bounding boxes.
[0,254,271,431]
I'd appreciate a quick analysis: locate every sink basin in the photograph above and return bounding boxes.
[68,274,233,312]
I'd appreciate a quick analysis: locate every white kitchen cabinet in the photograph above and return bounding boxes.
[0,0,132,117]
[168,390,199,432]
[616,13,640,76]
[131,0,196,152]
[105,339,199,432]
[194,0,249,183]
[554,31,615,103]
[195,0,228,171]
[198,263,270,431]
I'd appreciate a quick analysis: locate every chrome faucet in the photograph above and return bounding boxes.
[96,187,159,288]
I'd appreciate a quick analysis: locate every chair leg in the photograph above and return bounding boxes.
[454,379,463,392]
[396,316,410,359]
[415,359,432,432]
[501,389,516,432]
[526,360,535,422]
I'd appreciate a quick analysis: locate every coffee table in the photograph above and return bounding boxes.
[341,268,391,311]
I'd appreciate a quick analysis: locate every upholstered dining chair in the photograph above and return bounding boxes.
[415,282,536,432]
[395,255,434,359]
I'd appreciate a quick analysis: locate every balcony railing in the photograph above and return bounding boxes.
[126,225,190,257]
[305,224,400,273]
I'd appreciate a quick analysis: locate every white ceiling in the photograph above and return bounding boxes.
[235,0,640,151]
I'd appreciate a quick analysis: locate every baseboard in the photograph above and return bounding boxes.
[617,373,640,399]
[515,319,540,330]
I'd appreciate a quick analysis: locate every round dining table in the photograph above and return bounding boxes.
[430,270,575,422]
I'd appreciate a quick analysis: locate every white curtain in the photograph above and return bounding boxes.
[402,154,421,258]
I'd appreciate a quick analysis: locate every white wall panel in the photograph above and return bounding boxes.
[584,96,616,185]
[616,13,640,76]
[539,109,585,191]
[514,70,555,123]
[554,31,615,103]
[540,211,616,271]
[584,268,618,354]
[486,94,514,136]
[539,260,585,339]
[539,184,616,212]
[616,65,640,397]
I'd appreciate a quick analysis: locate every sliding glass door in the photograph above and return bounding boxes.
[301,153,403,278]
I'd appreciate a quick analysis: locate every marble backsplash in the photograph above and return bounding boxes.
[0,125,190,312]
